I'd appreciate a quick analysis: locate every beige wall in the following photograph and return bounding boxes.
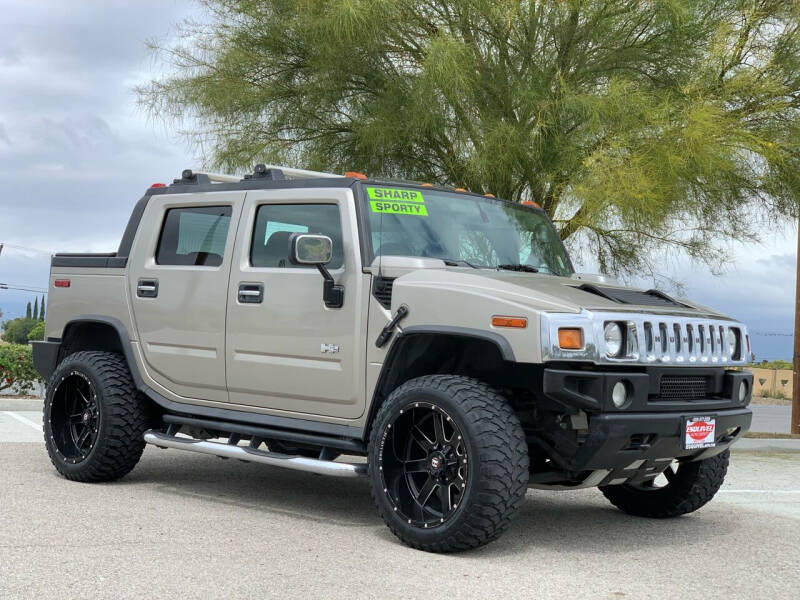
[748,367,793,399]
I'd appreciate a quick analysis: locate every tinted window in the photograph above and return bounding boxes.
[251,204,344,268]
[156,206,232,267]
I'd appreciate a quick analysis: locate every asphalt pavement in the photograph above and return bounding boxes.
[750,404,793,434]
[1,411,799,599]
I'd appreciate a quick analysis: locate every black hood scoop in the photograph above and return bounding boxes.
[575,283,692,309]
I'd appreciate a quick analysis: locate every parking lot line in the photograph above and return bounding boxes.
[6,411,43,432]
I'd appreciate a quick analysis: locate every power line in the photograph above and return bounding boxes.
[0,242,54,255]
[0,283,48,294]
[750,331,794,337]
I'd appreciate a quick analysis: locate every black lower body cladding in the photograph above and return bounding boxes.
[31,339,61,380]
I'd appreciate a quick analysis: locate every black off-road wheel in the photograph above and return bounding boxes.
[600,451,729,518]
[368,375,529,552]
[44,351,149,482]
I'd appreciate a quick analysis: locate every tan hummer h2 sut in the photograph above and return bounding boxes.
[33,165,753,552]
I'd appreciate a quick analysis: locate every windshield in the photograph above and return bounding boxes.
[362,185,573,276]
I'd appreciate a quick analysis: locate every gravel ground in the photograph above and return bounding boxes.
[1,417,799,599]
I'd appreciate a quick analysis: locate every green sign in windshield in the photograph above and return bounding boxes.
[367,187,428,216]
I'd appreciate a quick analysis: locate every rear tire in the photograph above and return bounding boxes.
[368,375,529,552]
[44,351,149,482]
[600,451,729,518]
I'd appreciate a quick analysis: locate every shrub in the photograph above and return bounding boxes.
[27,321,45,342]
[0,344,40,394]
[751,360,793,370]
[2,317,39,345]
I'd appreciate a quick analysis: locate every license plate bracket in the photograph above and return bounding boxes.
[684,416,716,450]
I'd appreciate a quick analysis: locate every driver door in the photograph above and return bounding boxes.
[224,188,368,419]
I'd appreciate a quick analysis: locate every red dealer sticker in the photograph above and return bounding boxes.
[685,417,716,450]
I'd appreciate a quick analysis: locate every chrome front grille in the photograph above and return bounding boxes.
[637,317,741,365]
[541,310,749,367]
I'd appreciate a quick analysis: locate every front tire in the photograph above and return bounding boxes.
[600,451,729,518]
[44,351,149,482]
[368,375,529,552]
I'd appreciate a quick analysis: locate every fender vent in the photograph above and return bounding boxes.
[372,277,395,309]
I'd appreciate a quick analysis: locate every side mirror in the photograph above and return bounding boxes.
[289,234,333,266]
[288,233,344,308]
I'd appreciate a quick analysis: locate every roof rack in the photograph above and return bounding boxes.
[196,164,344,183]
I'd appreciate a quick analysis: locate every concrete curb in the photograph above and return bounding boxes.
[0,399,42,411]
[732,438,800,453]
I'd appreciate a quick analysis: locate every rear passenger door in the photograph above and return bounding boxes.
[129,192,244,402]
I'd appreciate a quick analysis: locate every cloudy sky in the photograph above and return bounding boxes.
[0,0,796,359]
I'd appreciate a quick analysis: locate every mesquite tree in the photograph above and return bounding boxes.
[139,0,800,275]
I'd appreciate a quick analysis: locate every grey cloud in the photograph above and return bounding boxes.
[756,252,795,271]
[0,122,9,144]
[0,44,21,66]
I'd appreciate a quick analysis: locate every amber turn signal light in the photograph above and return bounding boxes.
[558,328,583,349]
[492,316,527,328]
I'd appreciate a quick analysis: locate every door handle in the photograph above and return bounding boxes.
[238,283,264,304]
[137,279,159,298]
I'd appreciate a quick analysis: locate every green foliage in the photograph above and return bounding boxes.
[25,302,31,319]
[0,343,39,394]
[751,359,793,370]
[40,295,45,321]
[27,321,45,342]
[2,318,39,345]
[773,389,789,400]
[33,297,39,321]
[140,0,800,275]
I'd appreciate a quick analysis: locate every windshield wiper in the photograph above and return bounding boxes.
[443,258,480,268]
[497,263,539,273]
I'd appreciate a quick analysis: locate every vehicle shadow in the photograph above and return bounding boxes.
[131,448,737,555]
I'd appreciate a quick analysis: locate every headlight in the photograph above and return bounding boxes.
[728,328,738,358]
[604,322,623,357]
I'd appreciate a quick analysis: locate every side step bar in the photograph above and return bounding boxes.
[143,431,367,478]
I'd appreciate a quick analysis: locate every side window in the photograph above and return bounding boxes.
[251,204,344,269]
[156,206,232,267]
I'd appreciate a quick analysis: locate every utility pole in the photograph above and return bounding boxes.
[793,221,800,434]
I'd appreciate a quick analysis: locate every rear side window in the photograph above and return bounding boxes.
[251,204,344,268]
[156,206,232,267]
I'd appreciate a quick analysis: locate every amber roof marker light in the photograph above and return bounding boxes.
[492,316,528,329]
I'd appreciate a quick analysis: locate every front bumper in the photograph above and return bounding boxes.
[538,367,752,486]
[542,367,752,412]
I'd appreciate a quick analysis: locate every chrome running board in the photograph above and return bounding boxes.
[143,430,367,478]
